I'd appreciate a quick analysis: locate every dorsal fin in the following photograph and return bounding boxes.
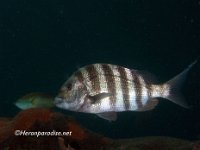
[88,93,111,104]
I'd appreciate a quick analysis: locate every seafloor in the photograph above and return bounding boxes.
[0,108,199,150]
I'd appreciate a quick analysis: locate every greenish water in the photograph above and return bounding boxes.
[0,0,200,140]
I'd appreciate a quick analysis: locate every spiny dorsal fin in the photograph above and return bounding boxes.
[88,93,112,104]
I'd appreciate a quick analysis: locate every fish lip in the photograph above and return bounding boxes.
[54,97,63,106]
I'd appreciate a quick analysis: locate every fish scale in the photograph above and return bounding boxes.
[54,60,197,121]
[79,64,151,111]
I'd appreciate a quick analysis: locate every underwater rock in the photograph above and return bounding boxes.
[109,136,198,150]
[0,118,11,128]
[0,108,199,150]
[0,108,111,150]
[58,137,76,150]
[193,141,200,150]
[0,118,12,144]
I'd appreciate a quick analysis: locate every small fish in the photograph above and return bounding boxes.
[15,92,54,110]
[54,61,197,121]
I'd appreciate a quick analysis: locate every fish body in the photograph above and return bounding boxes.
[54,62,196,121]
[15,92,54,110]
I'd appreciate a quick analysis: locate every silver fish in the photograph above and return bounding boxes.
[54,61,196,121]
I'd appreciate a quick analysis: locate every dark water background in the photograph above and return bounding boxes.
[0,0,200,140]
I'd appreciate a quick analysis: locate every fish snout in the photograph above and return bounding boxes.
[54,97,64,106]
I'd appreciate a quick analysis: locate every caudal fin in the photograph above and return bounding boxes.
[162,60,197,108]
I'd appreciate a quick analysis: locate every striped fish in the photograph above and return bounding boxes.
[54,61,196,121]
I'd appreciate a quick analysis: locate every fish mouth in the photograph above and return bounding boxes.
[54,97,64,106]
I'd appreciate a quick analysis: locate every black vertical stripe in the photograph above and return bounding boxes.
[131,70,143,109]
[117,66,130,110]
[85,65,101,93]
[74,70,84,83]
[101,64,116,107]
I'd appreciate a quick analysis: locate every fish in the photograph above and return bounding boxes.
[54,61,197,121]
[15,92,54,110]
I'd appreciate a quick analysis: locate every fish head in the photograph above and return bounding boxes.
[54,75,88,111]
[15,92,55,109]
[15,99,34,110]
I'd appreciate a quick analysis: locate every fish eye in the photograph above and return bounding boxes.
[66,83,72,91]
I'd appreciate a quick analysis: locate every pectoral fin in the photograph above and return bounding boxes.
[97,112,117,121]
[88,93,112,104]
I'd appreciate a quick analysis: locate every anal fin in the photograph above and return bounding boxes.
[137,98,159,111]
[97,112,117,121]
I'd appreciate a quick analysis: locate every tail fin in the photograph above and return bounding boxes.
[162,60,197,108]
